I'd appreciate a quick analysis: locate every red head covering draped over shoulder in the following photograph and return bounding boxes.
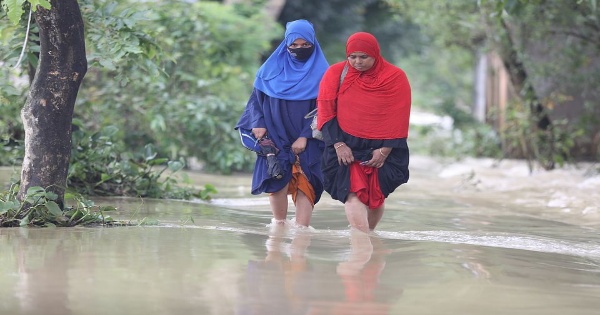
[317,32,411,139]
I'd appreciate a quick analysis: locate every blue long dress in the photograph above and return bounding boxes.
[236,88,325,203]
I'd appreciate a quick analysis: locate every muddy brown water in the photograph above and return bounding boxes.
[1,157,599,315]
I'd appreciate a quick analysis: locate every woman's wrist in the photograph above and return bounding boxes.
[379,147,390,157]
[334,142,346,150]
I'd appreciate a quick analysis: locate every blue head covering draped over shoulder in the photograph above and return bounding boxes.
[254,19,329,101]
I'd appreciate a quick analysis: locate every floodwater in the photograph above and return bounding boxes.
[1,156,600,315]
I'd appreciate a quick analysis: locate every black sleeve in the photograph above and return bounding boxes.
[322,118,345,147]
[382,138,407,148]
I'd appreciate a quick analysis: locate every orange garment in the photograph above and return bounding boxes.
[287,159,316,205]
[349,162,384,209]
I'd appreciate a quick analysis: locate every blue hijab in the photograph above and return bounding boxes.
[254,19,329,101]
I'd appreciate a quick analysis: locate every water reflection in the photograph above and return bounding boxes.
[313,231,395,315]
[11,228,72,315]
[236,226,398,315]
[237,225,313,315]
[454,247,492,280]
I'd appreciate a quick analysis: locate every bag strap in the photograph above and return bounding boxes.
[339,62,349,89]
[304,63,350,119]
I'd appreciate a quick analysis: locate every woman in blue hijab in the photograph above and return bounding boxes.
[236,19,329,228]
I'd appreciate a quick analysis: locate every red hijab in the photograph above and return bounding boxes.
[317,32,411,139]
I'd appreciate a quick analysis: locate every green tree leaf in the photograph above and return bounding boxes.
[167,160,183,172]
[45,201,63,216]
[26,186,45,196]
[3,0,26,25]
[44,191,58,200]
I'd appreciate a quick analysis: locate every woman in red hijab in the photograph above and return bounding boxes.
[317,32,411,233]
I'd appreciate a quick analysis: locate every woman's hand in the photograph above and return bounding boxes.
[252,127,267,140]
[292,137,307,155]
[334,142,354,166]
[362,147,390,168]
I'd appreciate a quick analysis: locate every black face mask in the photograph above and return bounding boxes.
[288,46,315,61]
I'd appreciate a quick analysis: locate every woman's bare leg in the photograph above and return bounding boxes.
[294,189,314,227]
[269,184,289,222]
[344,193,370,233]
[368,203,385,231]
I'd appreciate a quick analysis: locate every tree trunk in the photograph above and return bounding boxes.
[499,18,555,170]
[18,0,87,208]
[499,20,551,127]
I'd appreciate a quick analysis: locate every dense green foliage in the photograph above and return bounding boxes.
[75,0,279,173]
[386,0,600,166]
[1,0,278,175]
[68,122,217,200]
[0,183,116,227]
[496,0,600,164]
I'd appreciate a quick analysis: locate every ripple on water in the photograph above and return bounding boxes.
[376,230,600,260]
